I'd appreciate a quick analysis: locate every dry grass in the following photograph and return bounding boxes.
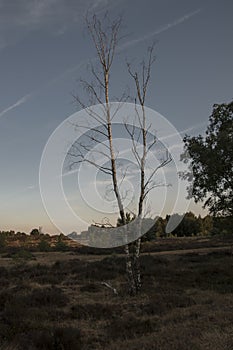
[0,237,233,349]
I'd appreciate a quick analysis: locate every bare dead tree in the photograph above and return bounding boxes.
[70,13,137,295]
[70,13,171,295]
[126,45,172,291]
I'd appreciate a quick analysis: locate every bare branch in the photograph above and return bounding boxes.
[100,282,118,295]
[93,217,114,227]
[144,182,172,198]
[69,157,112,176]
[147,136,157,153]
[80,79,103,105]
[124,122,141,166]
[68,121,109,137]
[72,93,107,125]
[144,151,172,190]
[127,43,156,106]
[90,63,105,88]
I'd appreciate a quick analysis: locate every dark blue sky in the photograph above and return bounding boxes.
[0,0,232,233]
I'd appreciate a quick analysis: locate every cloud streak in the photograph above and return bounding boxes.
[120,8,202,50]
[0,0,114,50]
[160,120,207,141]
[0,93,32,118]
[0,8,202,119]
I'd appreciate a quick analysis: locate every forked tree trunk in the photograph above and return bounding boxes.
[105,69,136,295]
[75,14,160,296]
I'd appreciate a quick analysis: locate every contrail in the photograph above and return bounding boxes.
[0,61,86,119]
[0,9,201,118]
[160,120,207,141]
[0,93,31,118]
[120,8,202,50]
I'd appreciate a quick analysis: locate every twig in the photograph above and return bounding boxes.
[100,281,118,295]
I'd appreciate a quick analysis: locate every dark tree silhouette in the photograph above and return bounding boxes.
[181,100,233,216]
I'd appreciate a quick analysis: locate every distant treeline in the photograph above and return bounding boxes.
[0,230,71,252]
[143,212,232,241]
[0,212,232,248]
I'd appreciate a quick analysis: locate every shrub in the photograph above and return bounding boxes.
[70,302,119,320]
[17,327,82,350]
[107,315,158,340]
[0,234,6,250]
[11,249,35,263]
[80,283,102,293]
[27,286,69,307]
[54,239,69,252]
[38,239,51,252]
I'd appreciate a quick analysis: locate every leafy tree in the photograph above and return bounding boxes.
[169,212,201,237]
[212,215,233,235]
[30,228,40,236]
[201,215,213,235]
[143,217,166,240]
[156,217,167,237]
[181,101,233,216]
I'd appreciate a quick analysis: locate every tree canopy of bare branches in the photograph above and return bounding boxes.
[69,13,171,295]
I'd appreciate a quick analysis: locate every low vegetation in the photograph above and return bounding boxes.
[0,235,233,349]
